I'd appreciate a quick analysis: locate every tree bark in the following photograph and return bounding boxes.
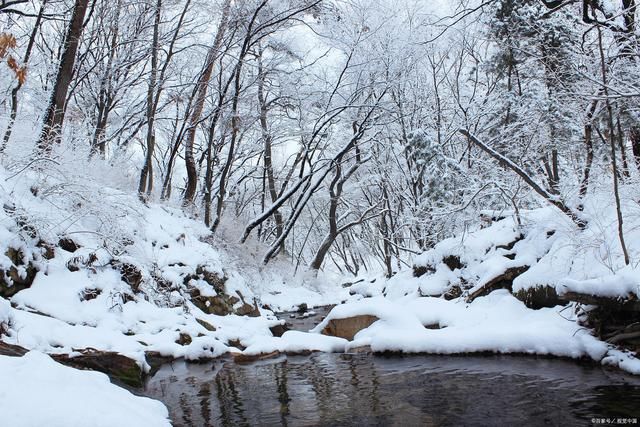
[36,0,89,153]
[183,0,231,205]
[137,0,161,199]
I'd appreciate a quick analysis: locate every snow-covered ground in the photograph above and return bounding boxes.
[2,154,640,427]
[0,351,170,427]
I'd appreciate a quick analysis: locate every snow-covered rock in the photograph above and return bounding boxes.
[0,351,170,427]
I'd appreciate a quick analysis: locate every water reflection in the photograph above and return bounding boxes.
[144,354,640,426]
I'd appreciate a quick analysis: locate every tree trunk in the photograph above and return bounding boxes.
[36,0,89,153]
[257,48,284,247]
[183,0,231,205]
[138,0,161,199]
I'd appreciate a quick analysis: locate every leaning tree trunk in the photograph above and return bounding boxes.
[183,0,231,205]
[36,0,89,153]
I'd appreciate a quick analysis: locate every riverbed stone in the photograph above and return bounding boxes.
[321,315,379,341]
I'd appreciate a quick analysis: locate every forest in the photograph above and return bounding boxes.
[0,0,640,425]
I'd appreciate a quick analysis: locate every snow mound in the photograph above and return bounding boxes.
[313,291,608,360]
[0,351,170,427]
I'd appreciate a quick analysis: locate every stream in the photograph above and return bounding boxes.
[143,309,640,426]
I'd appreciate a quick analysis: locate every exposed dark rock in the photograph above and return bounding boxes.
[348,345,372,354]
[235,302,260,317]
[227,338,246,351]
[52,350,145,388]
[233,350,280,364]
[443,284,463,301]
[0,341,28,357]
[514,285,563,309]
[0,342,148,388]
[79,288,102,301]
[423,323,445,330]
[195,318,216,331]
[190,288,239,316]
[37,240,55,259]
[194,266,226,294]
[269,323,289,337]
[175,332,192,346]
[496,234,524,251]
[0,248,38,298]
[145,351,174,376]
[321,315,379,341]
[413,264,435,278]
[442,255,464,271]
[110,261,143,292]
[58,237,80,253]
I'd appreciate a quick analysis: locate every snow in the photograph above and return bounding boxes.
[556,270,640,299]
[312,291,608,360]
[243,330,348,355]
[0,351,170,427]
[1,154,640,427]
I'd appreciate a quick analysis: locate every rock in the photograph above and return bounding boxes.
[58,237,80,253]
[183,266,227,294]
[110,261,143,292]
[144,351,174,376]
[443,284,463,300]
[195,318,216,331]
[191,292,237,316]
[175,332,192,346]
[495,234,524,251]
[235,302,260,317]
[296,303,308,313]
[442,255,464,271]
[79,288,102,301]
[269,323,289,337]
[0,341,28,357]
[233,350,280,364]
[348,345,372,354]
[423,323,444,329]
[53,349,145,388]
[0,248,38,298]
[37,240,55,259]
[227,338,245,351]
[413,264,435,278]
[514,285,563,309]
[321,315,379,340]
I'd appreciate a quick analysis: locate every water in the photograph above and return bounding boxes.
[143,353,640,426]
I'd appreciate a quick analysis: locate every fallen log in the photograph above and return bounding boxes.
[466,266,530,303]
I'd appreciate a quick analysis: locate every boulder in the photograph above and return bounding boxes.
[321,315,379,340]
[235,302,260,317]
[233,350,280,364]
[52,350,145,388]
[0,248,38,298]
[0,342,147,387]
[58,237,80,253]
[269,323,289,337]
[191,292,238,316]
